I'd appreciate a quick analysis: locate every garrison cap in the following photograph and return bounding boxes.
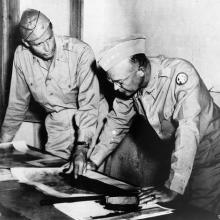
[97,35,146,71]
[19,9,51,42]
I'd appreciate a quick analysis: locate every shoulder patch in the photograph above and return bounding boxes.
[176,72,188,85]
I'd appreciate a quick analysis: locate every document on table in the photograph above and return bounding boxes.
[10,167,174,219]
[54,201,173,220]
[0,141,36,168]
[0,168,14,181]
[10,167,137,198]
[11,167,96,198]
[12,141,29,153]
[0,141,29,153]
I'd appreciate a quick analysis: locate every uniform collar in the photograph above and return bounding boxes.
[139,55,169,96]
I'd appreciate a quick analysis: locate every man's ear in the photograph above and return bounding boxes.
[136,66,146,77]
[21,39,30,48]
[137,69,144,77]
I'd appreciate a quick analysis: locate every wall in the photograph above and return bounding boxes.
[83,0,220,184]
[83,0,220,105]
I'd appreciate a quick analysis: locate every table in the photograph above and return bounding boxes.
[0,180,73,220]
[0,145,218,220]
[0,179,218,220]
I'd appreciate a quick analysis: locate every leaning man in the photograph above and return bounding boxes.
[0,9,105,159]
[74,35,220,214]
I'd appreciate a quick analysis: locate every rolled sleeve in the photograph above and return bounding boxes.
[90,97,136,166]
[0,54,31,142]
[75,46,100,144]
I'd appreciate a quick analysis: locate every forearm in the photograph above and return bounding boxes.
[75,107,98,144]
[165,122,199,194]
[89,112,132,167]
[1,54,31,142]
[75,45,100,144]
[0,103,29,142]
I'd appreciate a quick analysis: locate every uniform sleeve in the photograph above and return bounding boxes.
[165,62,202,194]
[89,97,136,167]
[75,45,100,144]
[0,53,31,142]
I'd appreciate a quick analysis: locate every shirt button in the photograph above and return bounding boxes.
[112,130,117,135]
[50,92,53,96]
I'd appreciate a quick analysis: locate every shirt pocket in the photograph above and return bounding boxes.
[54,75,78,105]
[27,76,45,104]
[62,89,78,105]
[59,83,78,105]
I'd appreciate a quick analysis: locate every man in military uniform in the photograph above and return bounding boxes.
[72,35,220,214]
[0,9,108,160]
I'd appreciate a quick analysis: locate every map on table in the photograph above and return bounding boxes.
[11,167,138,197]
[11,167,174,219]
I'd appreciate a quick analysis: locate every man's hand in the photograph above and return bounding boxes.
[62,151,97,179]
[63,152,87,179]
[138,186,179,205]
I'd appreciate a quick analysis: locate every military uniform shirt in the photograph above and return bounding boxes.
[0,36,101,158]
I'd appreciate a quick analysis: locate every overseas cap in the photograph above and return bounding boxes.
[19,9,51,42]
[97,35,146,71]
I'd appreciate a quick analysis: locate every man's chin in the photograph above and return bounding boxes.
[42,49,56,60]
[43,53,53,60]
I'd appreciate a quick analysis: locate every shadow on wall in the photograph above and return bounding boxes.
[104,115,174,187]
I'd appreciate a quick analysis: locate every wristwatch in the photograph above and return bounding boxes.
[76,141,89,148]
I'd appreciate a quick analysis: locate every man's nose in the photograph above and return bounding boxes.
[43,41,50,52]
[114,83,120,91]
